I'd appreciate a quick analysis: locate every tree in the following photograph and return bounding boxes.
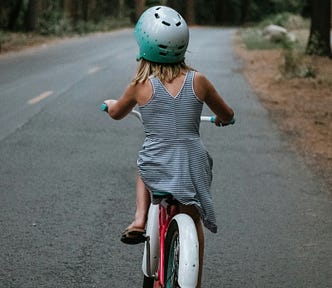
[216,0,227,24]
[63,0,73,18]
[25,0,42,31]
[6,0,24,30]
[306,0,331,57]
[241,0,251,24]
[118,0,125,18]
[186,0,195,25]
[135,0,146,21]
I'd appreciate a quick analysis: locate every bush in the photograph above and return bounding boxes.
[239,12,316,79]
[240,13,309,51]
[280,48,317,78]
[259,13,310,30]
[240,28,282,50]
[37,10,72,36]
[73,17,131,35]
[0,30,10,52]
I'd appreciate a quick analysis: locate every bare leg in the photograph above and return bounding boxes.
[195,220,204,288]
[127,173,150,230]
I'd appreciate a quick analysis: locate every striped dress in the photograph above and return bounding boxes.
[137,70,217,233]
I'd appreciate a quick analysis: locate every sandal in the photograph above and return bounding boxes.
[121,227,146,245]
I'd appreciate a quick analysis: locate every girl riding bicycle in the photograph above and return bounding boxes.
[103,6,234,287]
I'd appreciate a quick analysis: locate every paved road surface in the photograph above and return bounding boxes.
[0,28,331,287]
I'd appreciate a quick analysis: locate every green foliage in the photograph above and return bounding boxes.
[0,30,10,52]
[280,48,317,78]
[145,0,164,7]
[249,0,308,22]
[195,0,243,25]
[270,0,307,14]
[0,0,312,35]
[240,12,309,50]
[74,17,131,35]
[240,27,317,79]
[240,11,317,79]
[37,10,72,36]
[240,28,284,50]
[259,12,309,30]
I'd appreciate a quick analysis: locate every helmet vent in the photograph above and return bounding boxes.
[178,45,185,50]
[154,13,160,19]
[158,44,168,49]
[159,52,167,56]
[162,21,171,26]
[176,22,181,26]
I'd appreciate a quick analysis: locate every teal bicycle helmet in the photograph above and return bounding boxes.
[134,6,189,64]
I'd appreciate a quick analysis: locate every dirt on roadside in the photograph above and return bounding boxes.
[234,42,332,194]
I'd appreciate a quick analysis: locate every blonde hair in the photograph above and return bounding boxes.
[131,59,194,85]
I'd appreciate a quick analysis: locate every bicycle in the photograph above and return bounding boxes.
[101,103,234,288]
[142,192,199,288]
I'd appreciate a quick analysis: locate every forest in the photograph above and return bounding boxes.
[0,0,331,56]
[0,0,311,31]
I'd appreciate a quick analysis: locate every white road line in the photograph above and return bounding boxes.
[28,91,53,105]
[87,66,100,74]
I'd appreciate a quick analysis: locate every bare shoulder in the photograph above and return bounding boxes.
[193,71,215,102]
[134,80,153,106]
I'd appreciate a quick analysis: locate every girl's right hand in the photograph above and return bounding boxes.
[214,116,235,127]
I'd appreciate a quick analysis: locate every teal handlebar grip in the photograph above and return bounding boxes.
[100,103,108,112]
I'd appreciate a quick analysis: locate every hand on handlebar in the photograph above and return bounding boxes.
[100,102,108,112]
[101,100,118,113]
[214,116,236,127]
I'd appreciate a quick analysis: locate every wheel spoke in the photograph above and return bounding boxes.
[165,232,180,287]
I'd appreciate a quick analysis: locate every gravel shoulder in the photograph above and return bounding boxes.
[234,38,332,193]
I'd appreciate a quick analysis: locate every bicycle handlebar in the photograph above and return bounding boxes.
[100,103,235,126]
[100,103,108,112]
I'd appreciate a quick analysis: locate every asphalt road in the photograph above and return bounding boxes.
[0,28,331,288]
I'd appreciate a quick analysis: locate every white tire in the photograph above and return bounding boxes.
[164,214,199,288]
[142,204,159,277]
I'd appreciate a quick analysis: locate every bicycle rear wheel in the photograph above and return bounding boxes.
[164,215,199,288]
[142,275,154,288]
[164,221,180,287]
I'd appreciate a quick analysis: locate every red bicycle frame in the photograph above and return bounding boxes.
[157,200,179,287]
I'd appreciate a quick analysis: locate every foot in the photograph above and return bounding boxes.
[121,227,146,245]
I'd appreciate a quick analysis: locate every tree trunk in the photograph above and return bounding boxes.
[306,0,331,57]
[63,0,73,18]
[25,0,42,31]
[215,0,226,25]
[89,0,97,22]
[135,0,146,21]
[186,0,195,25]
[7,0,24,31]
[118,0,125,18]
[241,0,251,24]
[82,0,97,22]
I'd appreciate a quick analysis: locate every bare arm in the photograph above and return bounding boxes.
[103,84,138,120]
[194,72,234,126]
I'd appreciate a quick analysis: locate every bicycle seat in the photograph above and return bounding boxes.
[152,191,180,206]
[152,191,172,199]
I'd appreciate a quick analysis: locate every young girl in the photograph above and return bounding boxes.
[103,6,234,286]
